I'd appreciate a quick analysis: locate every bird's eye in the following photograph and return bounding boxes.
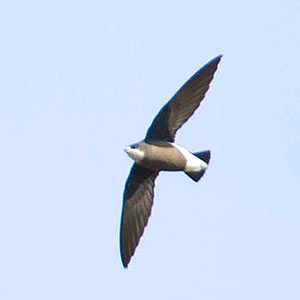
[131,144,137,149]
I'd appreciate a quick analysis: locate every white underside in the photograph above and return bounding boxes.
[171,143,208,172]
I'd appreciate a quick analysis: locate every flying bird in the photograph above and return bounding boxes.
[120,55,222,268]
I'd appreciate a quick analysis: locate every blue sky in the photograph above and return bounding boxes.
[0,1,299,299]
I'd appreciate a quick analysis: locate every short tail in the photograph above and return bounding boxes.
[185,150,211,182]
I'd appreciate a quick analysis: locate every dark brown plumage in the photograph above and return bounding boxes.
[120,55,222,268]
[146,55,222,142]
[120,164,158,267]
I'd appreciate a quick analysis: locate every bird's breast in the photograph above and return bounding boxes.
[139,143,186,171]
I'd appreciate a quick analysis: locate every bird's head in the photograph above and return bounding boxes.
[124,142,145,163]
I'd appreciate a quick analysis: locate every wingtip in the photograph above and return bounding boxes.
[200,54,222,72]
[121,255,130,268]
[212,54,223,63]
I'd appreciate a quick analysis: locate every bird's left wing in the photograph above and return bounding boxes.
[145,55,222,142]
[120,163,159,268]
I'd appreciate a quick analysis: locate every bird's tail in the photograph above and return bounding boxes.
[185,150,211,182]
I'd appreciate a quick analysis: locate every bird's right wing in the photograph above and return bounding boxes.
[145,55,222,142]
[120,163,159,268]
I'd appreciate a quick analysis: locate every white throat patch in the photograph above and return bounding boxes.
[124,146,145,163]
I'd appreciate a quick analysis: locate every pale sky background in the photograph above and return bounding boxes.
[0,1,299,299]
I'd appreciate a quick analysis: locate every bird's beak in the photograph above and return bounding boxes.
[124,146,131,153]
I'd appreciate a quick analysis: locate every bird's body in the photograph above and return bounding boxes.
[120,55,222,267]
[125,141,208,174]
